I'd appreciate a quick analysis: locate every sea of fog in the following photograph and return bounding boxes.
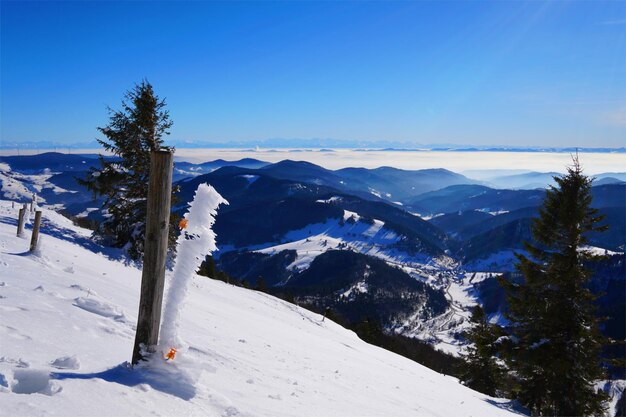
[174,149,624,177]
[3,148,624,177]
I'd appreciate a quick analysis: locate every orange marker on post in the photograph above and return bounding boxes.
[165,348,177,361]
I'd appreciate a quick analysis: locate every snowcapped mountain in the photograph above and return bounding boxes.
[0,201,523,417]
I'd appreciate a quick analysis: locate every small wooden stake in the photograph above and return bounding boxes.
[29,211,42,252]
[17,207,26,237]
[132,150,174,365]
[30,194,36,212]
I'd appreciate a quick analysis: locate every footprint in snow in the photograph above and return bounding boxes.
[0,325,32,341]
[11,369,62,396]
[0,357,30,368]
[0,305,28,312]
[0,373,9,392]
[50,355,80,370]
[69,284,96,296]
[223,407,240,417]
[73,297,128,323]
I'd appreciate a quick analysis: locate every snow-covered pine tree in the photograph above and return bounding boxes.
[79,80,177,260]
[501,156,608,416]
[460,305,505,397]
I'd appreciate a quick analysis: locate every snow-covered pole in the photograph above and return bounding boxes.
[132,150,174,365]
[30,194,36,212]
[158,183,227,357]
[29,210,42,252]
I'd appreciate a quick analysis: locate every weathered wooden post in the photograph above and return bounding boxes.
[29,210,42,252]
[16,207,26,237]
[30,194,36,212]
[132,150,174,365]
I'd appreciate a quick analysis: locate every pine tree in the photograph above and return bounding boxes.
[460,305,505,396]
[198,255,217,278]
[254,276,267,292]
[501,156,608,416]
[80,80,177,260]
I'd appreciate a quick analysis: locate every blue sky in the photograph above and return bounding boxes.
[1,1,625,147]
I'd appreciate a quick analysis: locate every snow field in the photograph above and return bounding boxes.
[0,163,75,205]
[251,209,443,277]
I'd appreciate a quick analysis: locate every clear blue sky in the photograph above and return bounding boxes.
[1,1,625,147]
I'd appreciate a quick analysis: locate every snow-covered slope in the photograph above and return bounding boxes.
[0,163,76,211]
[219,207,451,284]
[253,210,417,271]
[0,200,523,417]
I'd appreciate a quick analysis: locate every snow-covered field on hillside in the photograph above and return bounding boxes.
[0,200,524,417]
[250,209,441,274]
[0,163,73,205]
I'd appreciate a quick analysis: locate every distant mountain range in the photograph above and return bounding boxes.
[2,140,624,153]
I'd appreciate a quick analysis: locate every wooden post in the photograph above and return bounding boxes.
[30,194,36,212]
[29,211,42,252]
[17,207,26,237]
[132,150,173,365]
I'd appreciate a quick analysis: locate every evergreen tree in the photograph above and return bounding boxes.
[501,156,608,416]
[254,276,267,292]
[80,80,176,260]
[460,305,505,396]
[198,255,217,278]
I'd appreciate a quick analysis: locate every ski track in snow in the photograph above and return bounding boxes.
[0,199,529,417]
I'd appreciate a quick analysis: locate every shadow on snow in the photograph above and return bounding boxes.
[52,362,197,401]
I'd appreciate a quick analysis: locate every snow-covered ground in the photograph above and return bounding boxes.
[0,200,524,416]
[0,164,74,205]
[253,210,410,272]
[218,207,451,285]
